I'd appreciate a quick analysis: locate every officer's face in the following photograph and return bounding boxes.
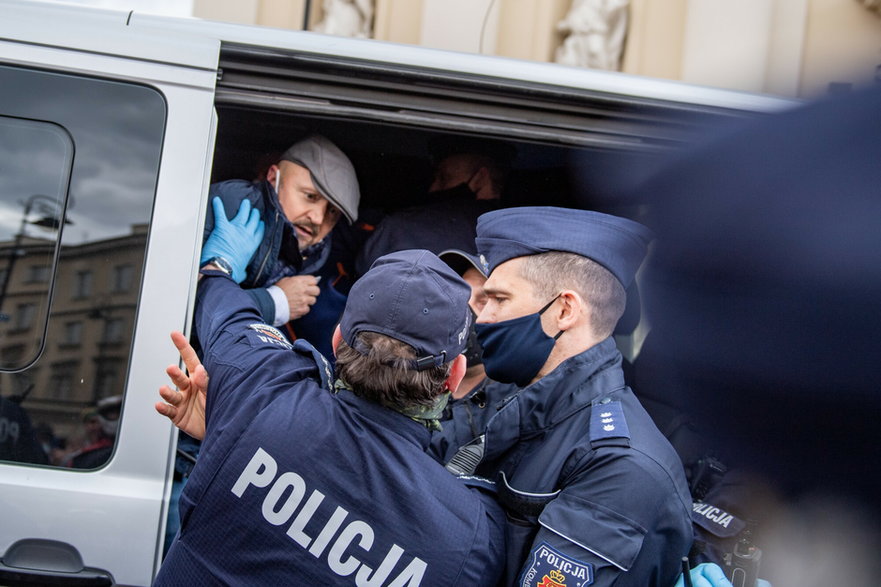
[461,267,488,314]
[269,161,342,250]
[476,257,543,324]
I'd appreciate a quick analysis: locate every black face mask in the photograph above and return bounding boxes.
[474,295,562,387]
[424,181,477,205]
[463,307,484,367]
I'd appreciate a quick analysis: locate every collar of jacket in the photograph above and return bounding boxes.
[333,383,434,452]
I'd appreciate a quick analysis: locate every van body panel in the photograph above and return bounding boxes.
[1,0,791,112]
[127,11,792,113]
[0,0,219,71]
[0,13,219,586]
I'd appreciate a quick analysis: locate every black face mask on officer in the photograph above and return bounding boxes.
[462,307,484,367]
[474,295,563,387]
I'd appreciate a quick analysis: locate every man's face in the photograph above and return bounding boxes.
[461,267,488,314]
[476,257,543,325]
[429,154,478,193]
[271,161,342,250]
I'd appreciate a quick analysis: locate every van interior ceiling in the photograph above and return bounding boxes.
[210,44,739,219]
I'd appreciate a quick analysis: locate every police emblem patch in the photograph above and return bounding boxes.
[519,542,593,587]
[247,323,293,349]
[479,253,490,275]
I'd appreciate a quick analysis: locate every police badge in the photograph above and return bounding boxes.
[519,542,594,587]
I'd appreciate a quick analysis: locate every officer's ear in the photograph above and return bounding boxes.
[554,290,584,332]
[331,325,343,358]
[444,354,467,395]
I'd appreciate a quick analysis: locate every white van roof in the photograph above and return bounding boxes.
[1,0,795,114]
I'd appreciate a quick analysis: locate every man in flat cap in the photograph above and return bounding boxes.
[203,134,360,353]
[163,135,362,550]
[443,206,693,586]
[155,202,505,584]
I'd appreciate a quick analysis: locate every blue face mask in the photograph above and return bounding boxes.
[474,295,562,387]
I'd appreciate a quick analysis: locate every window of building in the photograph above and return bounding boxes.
[48,361,78,401]
[94,368,119,399]
[13,303,36,331]
[63,321,82,346]
[26,265,50,284]
[74,270,93,299]
[102,318,124,343]
[112,265,133,293]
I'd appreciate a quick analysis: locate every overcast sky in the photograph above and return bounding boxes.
[34,0,193,17]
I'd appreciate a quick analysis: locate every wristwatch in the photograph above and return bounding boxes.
[203,256,234,278]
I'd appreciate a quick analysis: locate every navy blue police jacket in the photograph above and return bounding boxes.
[431,377,517,466]
[465,338,693,587]
[154,274,506,586]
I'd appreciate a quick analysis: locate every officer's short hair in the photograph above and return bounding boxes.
[519,251,625,339]
[335,332,450,410]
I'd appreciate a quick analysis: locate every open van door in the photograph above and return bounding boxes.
[0,3,218,584]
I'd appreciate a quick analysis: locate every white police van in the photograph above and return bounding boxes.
[0,1,791,584]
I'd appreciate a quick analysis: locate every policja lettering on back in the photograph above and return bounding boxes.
[232,447,427,586]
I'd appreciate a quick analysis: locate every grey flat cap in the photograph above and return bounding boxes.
[281,134,360,224]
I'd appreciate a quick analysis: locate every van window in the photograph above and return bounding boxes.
[0,116,72,369]
[0,65,166,468]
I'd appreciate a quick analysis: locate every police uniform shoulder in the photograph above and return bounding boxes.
[292,339,334,392]
[589,398,631,448]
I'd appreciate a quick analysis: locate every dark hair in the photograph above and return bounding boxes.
[519,251,625,338]
[335,332,450,411]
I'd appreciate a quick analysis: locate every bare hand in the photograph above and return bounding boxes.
[155,331,208,440]
[274,275,320,320]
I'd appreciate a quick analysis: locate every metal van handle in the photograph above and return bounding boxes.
[0,539,113,586]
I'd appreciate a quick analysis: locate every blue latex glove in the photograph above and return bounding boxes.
[200,197,265,283]
[674,563,732,587]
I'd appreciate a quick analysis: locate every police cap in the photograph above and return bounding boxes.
[475,206,653,288]
[340,250,471,370]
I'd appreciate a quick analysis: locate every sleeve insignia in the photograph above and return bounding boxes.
[519,542,594,587]
[246,323,293,350]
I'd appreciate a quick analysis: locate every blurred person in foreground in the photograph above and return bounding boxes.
[635,84,881,587]
[154,200,504,585]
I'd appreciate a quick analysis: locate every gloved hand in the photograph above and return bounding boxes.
[674,563,732,587]
[200,197,265,283]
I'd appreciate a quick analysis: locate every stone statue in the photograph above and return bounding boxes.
[555,0,630,71]
[313,0,374,38]
[859,0,881,17]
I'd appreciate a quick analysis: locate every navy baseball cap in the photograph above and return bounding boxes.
[340,250,472,370]
[475,206,653,288]
[439,249,488,278]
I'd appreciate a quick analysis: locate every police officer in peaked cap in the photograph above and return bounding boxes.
[441,206,693,586]
[153,200,505,585]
